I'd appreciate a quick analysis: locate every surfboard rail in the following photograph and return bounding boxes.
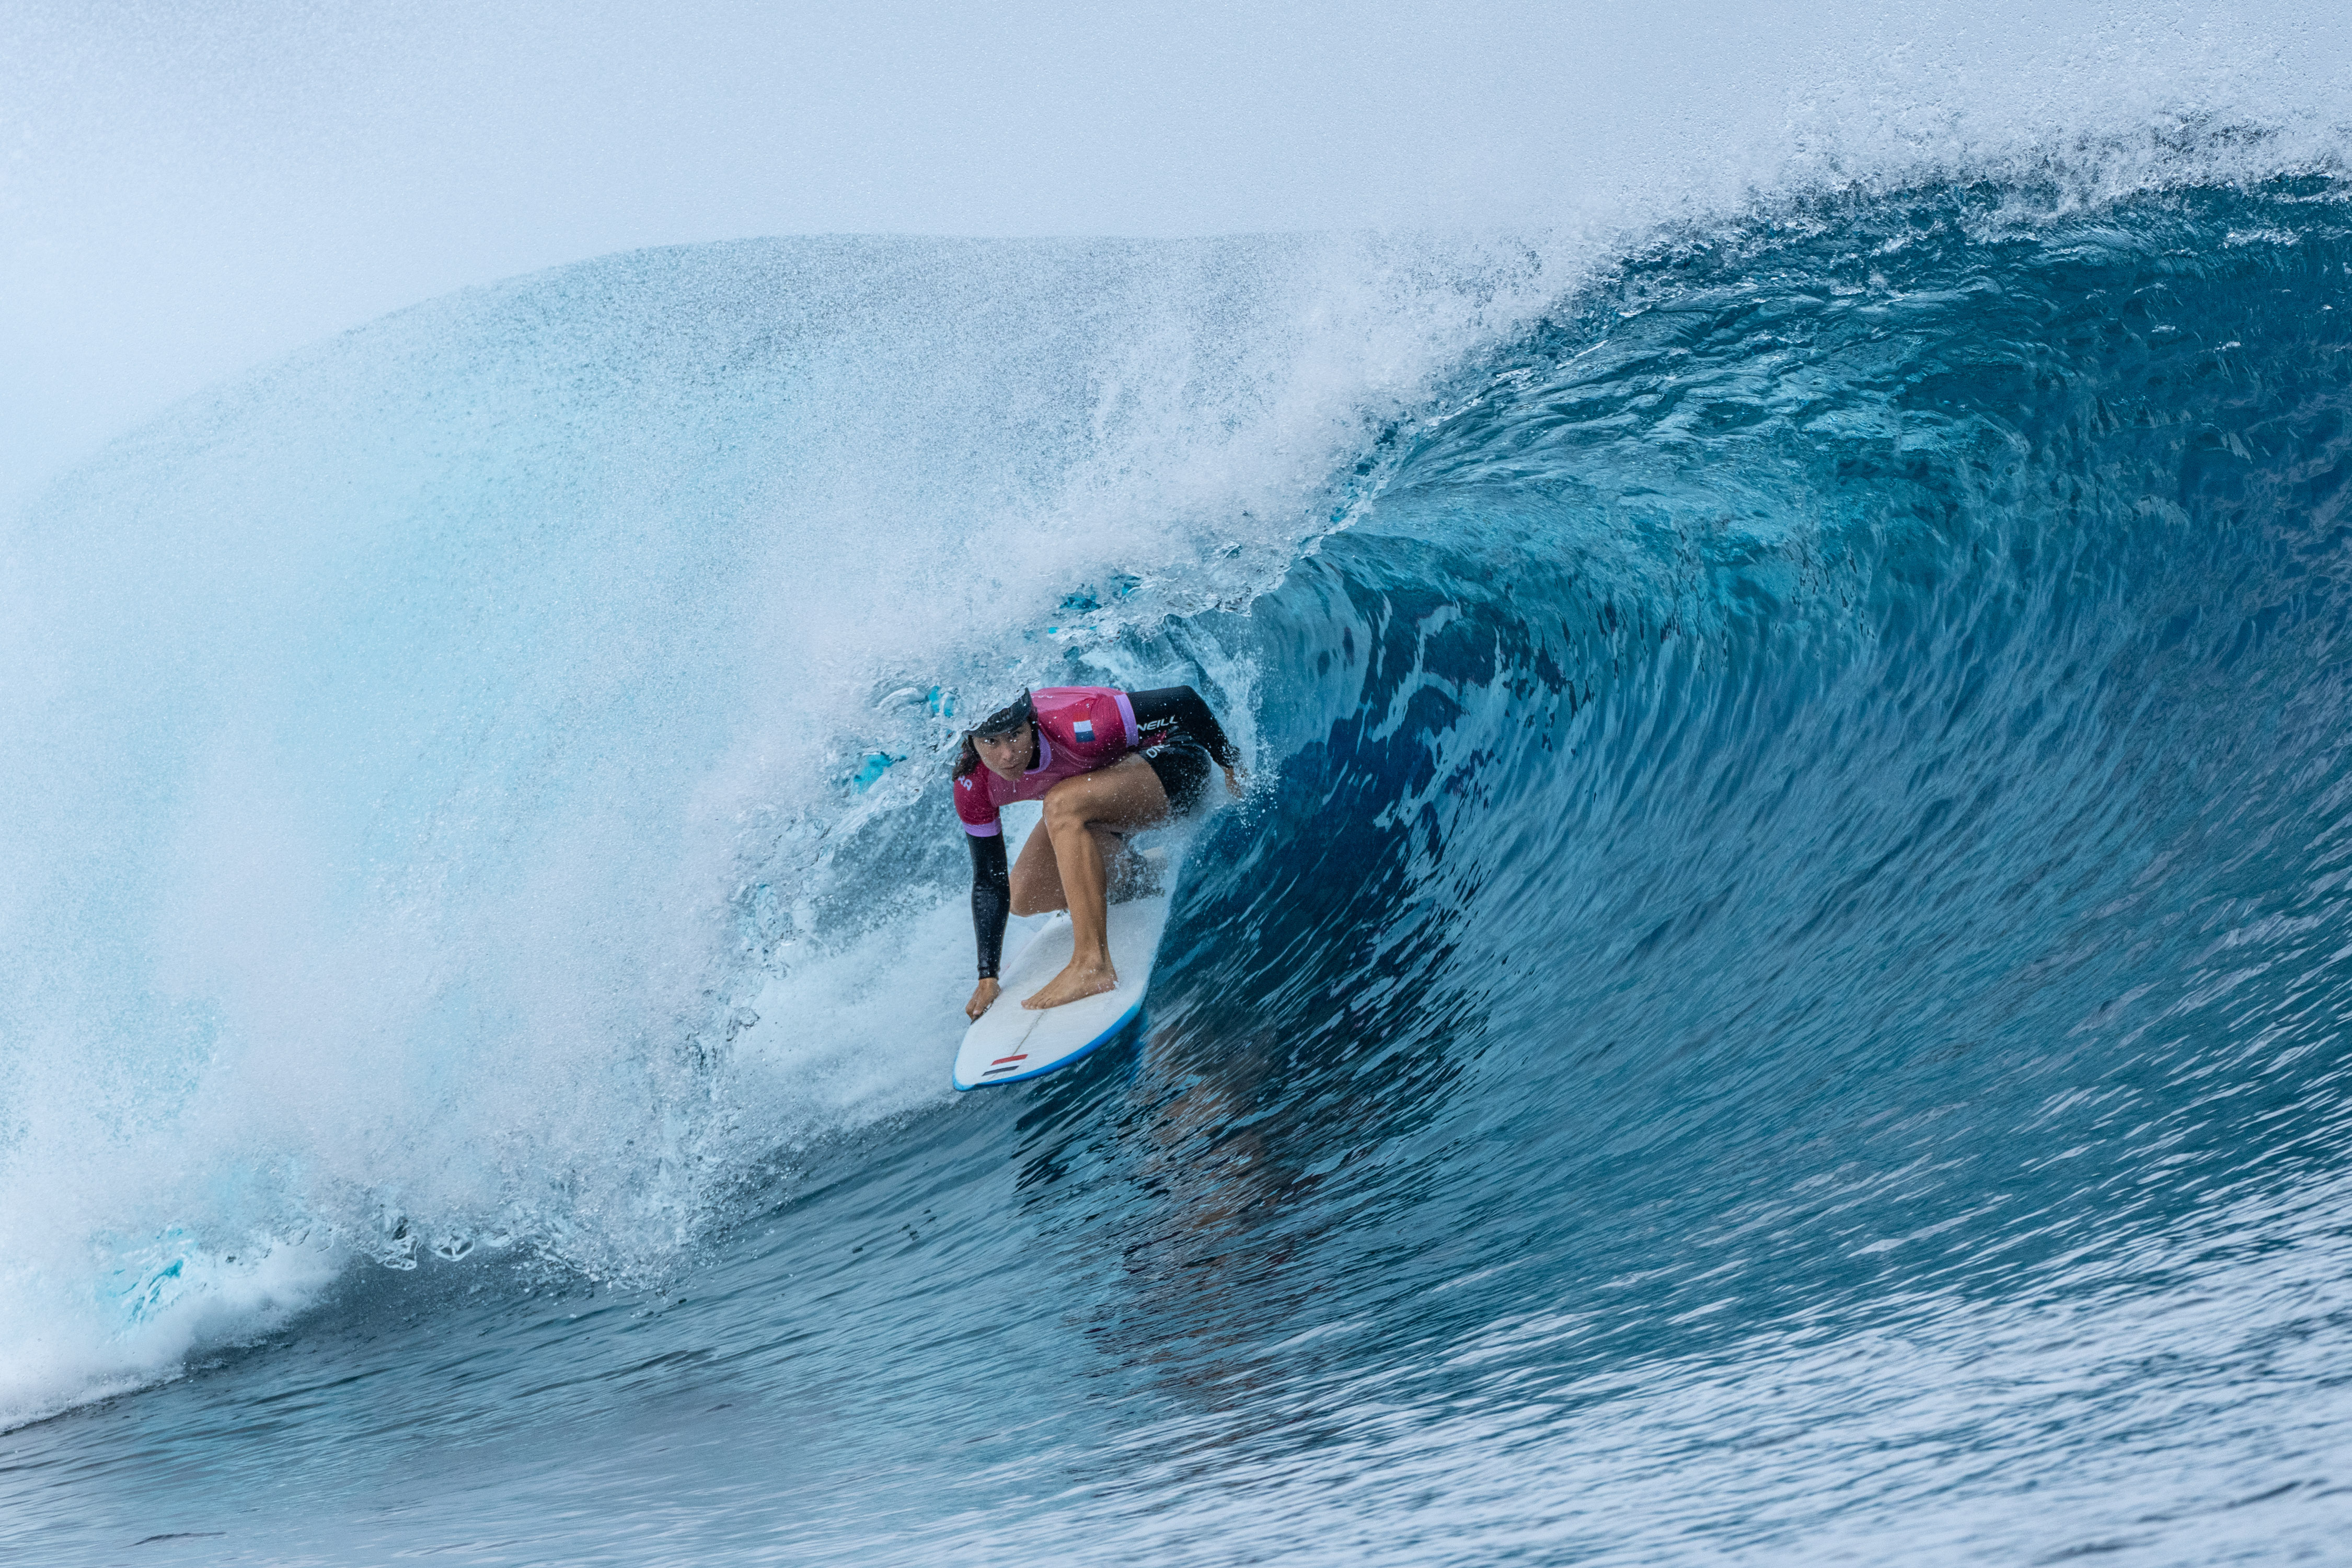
[953,996,1145,1089]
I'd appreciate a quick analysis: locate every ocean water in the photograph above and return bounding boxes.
[6,169,2352,1564]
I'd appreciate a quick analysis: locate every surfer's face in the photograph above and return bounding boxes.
[973,723,1033,781]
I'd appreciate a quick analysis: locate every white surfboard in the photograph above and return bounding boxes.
[953,885,1172,1090]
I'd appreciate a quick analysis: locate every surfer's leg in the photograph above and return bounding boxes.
[1008,818,1063,916]
[1009,821,1134,915]
[1023,757,1171,1009]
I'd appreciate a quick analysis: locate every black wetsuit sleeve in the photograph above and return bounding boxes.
[1127,686,1240,769]
[969,830,1010,979]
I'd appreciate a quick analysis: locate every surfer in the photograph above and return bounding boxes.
[957,686,1243,1019]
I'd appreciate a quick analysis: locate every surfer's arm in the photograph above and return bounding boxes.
[969,829,1010,978]
[1127,685,1241,770]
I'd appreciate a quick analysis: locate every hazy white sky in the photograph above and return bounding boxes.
[3,0,2344,510]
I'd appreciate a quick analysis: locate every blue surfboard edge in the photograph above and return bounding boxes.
[953,996,1144,1090]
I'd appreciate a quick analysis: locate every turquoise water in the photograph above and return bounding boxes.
[5,179,2352,1562]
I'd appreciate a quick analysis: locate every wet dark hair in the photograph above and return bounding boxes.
[952,691,1034,779]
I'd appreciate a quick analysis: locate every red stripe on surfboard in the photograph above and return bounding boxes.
[991,1054,1029,1065]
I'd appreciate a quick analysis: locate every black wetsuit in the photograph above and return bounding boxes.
[966,686,1239,979]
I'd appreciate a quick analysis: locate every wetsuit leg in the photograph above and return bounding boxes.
[1127,686,1241,769]
[1141,740,1213,816]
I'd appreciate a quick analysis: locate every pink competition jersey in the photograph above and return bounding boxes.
[953,686,1142,836]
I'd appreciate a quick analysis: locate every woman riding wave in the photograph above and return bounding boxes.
[956,685,1243,1020]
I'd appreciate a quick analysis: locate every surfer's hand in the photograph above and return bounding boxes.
[965,978,1001,1021]
[1223,764,1246,797]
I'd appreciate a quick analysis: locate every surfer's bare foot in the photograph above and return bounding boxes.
[1023,956,1117,1009]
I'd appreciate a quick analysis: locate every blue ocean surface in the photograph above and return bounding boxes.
[5,175,2352,1563]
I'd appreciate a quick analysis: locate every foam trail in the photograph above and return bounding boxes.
[0,232,1560,1428]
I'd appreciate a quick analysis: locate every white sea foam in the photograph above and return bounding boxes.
[0,232,1566,1429]
[0,1232,340,1431]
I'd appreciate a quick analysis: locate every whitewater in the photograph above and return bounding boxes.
[9,126,2352,1564]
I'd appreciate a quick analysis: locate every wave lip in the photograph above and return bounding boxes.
[971,174,2352,1563]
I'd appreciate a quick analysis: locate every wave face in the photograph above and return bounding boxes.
[8,178,2352,1563]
